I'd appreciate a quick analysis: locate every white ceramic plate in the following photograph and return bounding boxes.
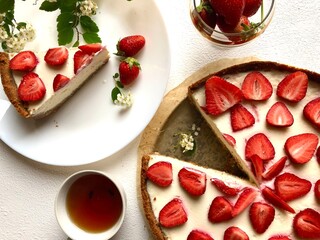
[0,0,170,166]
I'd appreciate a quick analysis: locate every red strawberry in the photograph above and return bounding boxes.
[74,50,93,74]
[284,133,318,164]
[205,76,243,116]
[304,97,320,129]
[224,226,249,240]
[250,154,264,183]
[10,51,38,71]
[243,0,262,17]
[274,172,312,202]
[261,186,295,213]
[78,43,102,54]
[119,57,141,85]
[187,229,214,240]
[217,15,250,33]
[208,196,233,223]
[115,35,145,57]
[315,179,320,200]
[266,102,294,127]
[276,71,308,102]
[53,74,70,92]
[262,156,287,181]
[178,167,206,196]
[209,0,245,27]
[211,178,242,196]
[268,235,291,240]
[230,104,255,132]
[317,146,320,164]
[18,72,46,102]
[146,161,173,187]
[241,71,273,100]
[223,133,236,147]
[293,208,320,239]
[197,1,217,29]
[159,198,188,228]
[232,187,258,217]
[245,133,275,161]
[249,202,275,234]
[44,47,68,66]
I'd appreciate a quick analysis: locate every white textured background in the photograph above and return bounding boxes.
[1,0,320,239]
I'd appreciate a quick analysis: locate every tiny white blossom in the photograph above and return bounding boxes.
[0,27,8,41]
[179,133,194,152]
[114,92,133,108]
[5,36,26,53]
[79,0,98,17]
[0,13,5,23]
[18,23,36,42]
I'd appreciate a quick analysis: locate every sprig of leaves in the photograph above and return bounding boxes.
[111,73,124,103]
[39,0,101,47]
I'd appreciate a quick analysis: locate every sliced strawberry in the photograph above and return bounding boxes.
[159,198,188,228]
[223,133,236,147]
[284,133,318,164]
[249,202,275,234]
[208,196,233,223]
[250,154,264,183]
[315,180,320,200]
[261,186,295,213]
[230,104,255,132]
[78,43,102,54]
[276,71,308,102]
[44,47,68,66]
[146,161,173,187]
[18,72,46,102]
[245,133,275,161]
[205,76,243,116]
[268,235,292,240]
[53,74,70,92]
[210,178,242,196]
[10,51,38,71]
[266,102,294,127]
[293,208,320,239]
[317,146,320,164]
[178,167,206,196]
[74,50,93,74]
[243,0,262,17]
[232,187,258,217]
[223,226,249,240]
[303,97,320,129]
[262,156,287,181]
[274,172,312,202]
[187,229,214,240]
[241,71,273,100]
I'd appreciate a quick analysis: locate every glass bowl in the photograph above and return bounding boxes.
[190,0,275,47]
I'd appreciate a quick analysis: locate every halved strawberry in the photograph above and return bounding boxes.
[314,179,320,200]
[261,186,295,213]
[74,50,93,74]
[230,104,255,132]
[262,156,287,181]
[293,208,320,239]
[243,0,262,17]
[245,133,275,161]
[268,235,291,240]
[208,196,233,223]
[241,71,273,100]
[10,51,38,71]
[44,47,68,66]
[159,198,188,228]
[210,178,242,196]
[187,229,214,240]
[223,133,236,147]
[146,161,173,187]
[78,43,102,54]
[53,74,70,92]
[18,72,46,102]
[223,226,249,240]
[232,187,258,217]
[284,133,318,164]
[303,97,320,129]
[250,154,264,183]
[266,102,294,127]
[274,172,312,202]
[178,167,206,196]
[317,146,320,164]
[276,71,308,102]
[205,76,243,116]
[249,202,275,234]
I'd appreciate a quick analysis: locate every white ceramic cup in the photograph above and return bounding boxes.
[55,170,127,240]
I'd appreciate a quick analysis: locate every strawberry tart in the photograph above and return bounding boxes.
[140,61,320,239]
[0,43,109,119]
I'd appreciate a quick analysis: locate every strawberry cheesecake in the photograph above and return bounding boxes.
[140,61,320,239]
[0,43,109,119]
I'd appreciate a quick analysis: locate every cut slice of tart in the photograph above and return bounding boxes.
[0,44,109,119]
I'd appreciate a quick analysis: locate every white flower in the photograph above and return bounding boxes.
[5,36,26,53]
[79,0,98,16]
[18,23,36,42]
[113,92,133,108]
[0,13,5,23]
[179,133,195,152]
[0,27,8,41]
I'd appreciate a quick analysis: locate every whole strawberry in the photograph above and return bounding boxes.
[119,57,141,85]
[115,35,145,57]
[197,0,217,29]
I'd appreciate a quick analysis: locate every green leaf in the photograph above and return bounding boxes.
[59,0,78,12]
[80,16,99,33]
[39,1,59,12]
[72,40,79,47]
[116,81,124,89]
[0,0,14,13]
[111,87,121,102]
[58,27,74,45]
[16,22,27,30]
[57,12,76,45]
[82,32,101,44]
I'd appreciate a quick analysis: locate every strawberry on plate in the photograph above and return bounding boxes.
[187,229,214,240]
[78,43,102,54]
[178,167,206,196]
[119,57,141,86]
[18,72,46,102]
[250,154,264,183]
[268,235,292,240]
[249,202,275,234]
[304,97,320,129]
[159,198,188,228]
[73,50,93,74]
[208,196,233,223]
[53,74,70,92]
[223,133,236,147]
[211,177,242,196]
[44,47,69,66]
[10,50,38,71]
[266,102,294,127]
[243,0,262,17]
[146,161,173,187]
[224,226,249,240]
[261,186,295,213]
[245,133,275,161]
[230,104,255,132]
[232,187,258,217]
[115,35,146,57]
[293,208,320,239]
[205,76,243,116]
[262,156,287,180]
